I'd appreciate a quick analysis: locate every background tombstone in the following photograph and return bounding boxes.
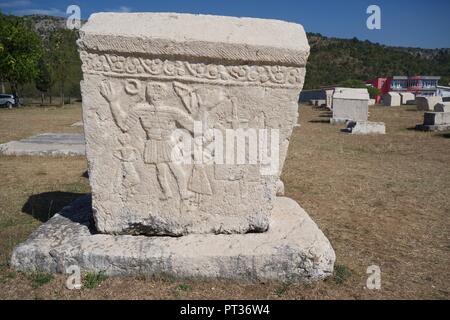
[416,96,443,111]
[399,92,415,105]
[383,92,401,107]
[330,88,369,124]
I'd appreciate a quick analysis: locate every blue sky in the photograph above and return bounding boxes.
[1,0,449,49]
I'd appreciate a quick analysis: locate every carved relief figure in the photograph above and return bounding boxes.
[101,80,194,200]
[113,134,140,200]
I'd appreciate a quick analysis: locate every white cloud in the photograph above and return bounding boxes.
[0,0,32,8]
[14,8,65,17]
[118,6,132,12]
[106,6,132,13]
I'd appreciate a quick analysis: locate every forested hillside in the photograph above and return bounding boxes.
[304,33,450,89]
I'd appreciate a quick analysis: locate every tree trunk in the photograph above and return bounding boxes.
[49,94,52,105]
[60,84,65,107]
[41,93,45,106]
[0,80,4,94]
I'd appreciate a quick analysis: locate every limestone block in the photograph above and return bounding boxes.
[399,92,415,105]
[383,92,401,107]
[331,88,369,123]
[434,102,450,112]
[0,133,85,156]
[78,13,309,236]
[10,196,336,282]
[416,96,443,111]
[344,121,385,135]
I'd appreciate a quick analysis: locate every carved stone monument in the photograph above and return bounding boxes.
[11,13,335,281]
[78,13,310,236]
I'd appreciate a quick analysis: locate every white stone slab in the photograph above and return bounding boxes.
[0,133,85,156]
[344,121,385,135]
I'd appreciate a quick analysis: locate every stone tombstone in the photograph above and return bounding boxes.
[416,96,443,111]
[383,92,401,107]
[331,88,369,123]
[434,102,450,113]
[416,111,450,131]
[325,89,334,109]
[78,13,309,236]
[399,92,415,105]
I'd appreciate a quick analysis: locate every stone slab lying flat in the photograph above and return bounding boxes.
[343,121,386,135]
[0,133,85,156]
[11,196,335,282]
[415,124,450,132]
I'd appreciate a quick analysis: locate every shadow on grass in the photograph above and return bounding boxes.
[22,191,89,222]
[309,119,331,124]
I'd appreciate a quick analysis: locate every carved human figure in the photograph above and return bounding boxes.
[101,81,194,200]
[113,134,140,200]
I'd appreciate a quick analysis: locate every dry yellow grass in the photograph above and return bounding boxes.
[0,103,449,299]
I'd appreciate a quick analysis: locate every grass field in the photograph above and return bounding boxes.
[0,103,449,299]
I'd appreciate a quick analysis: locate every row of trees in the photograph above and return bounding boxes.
[0,13,81,106]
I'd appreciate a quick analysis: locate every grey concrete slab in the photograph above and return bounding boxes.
[0,133,85,156]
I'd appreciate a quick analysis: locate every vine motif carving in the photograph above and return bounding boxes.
[80,51,303,87]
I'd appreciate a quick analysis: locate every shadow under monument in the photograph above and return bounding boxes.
[22,191,91,223]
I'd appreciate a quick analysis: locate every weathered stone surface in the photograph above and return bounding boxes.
[434,102,450,112]
[0,133,85,156]
[11,196,335,282]
[383,92,401,107]
[325,90,334,108]
[78,13,309,236]
[331,88,369,123]
[399,92,415,105]
[343,121,385,135]
[415,111,450,131]
[416,96,443,111]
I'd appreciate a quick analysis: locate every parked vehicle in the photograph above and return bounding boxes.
[0,94,17,108]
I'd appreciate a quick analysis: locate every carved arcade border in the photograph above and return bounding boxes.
[80,51,304,88]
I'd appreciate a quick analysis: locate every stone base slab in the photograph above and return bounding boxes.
[415,124,450,132]
[11,196,335,282]
[343,121,386,135]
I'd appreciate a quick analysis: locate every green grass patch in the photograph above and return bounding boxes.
[333,265,352,284]
[83,271,107,289]
[274,282,291,297]
[28,272,53,288]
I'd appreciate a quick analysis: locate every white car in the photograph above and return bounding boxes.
[0,94,16,108]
